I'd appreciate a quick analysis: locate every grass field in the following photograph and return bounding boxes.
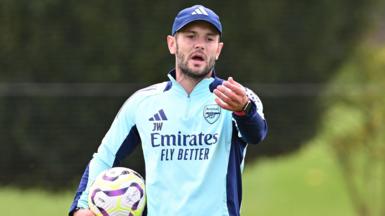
[0,142,355,216]
[242,142,355,216]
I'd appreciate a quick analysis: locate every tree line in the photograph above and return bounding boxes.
[0,0,378,189]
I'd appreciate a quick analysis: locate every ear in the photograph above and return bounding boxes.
[216,42,224,60]
[167,35,176,55]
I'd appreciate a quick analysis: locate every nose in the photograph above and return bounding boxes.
[193,38,205,50]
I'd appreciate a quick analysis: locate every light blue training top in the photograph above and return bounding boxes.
[69,69,267,216]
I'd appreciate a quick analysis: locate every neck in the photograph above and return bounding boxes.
[175,68,212,94]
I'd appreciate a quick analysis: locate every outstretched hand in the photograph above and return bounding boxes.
[213,77,249,112]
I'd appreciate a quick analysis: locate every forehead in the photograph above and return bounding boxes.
[178,21,220,35]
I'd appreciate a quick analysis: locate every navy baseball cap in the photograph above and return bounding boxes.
[172,5,222,35]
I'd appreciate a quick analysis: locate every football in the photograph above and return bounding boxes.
[88,167,146,216]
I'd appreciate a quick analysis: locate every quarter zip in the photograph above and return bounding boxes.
[167,70,215,121]
[183,94,192,120]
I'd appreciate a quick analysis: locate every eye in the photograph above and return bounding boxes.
[186,34,195,39]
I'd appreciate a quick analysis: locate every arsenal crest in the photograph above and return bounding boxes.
[203,104,221,124]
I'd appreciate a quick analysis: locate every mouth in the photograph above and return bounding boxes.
[190,53,206,62]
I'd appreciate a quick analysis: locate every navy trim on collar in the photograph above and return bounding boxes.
[164,81,172,92]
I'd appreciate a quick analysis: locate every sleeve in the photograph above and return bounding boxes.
[68,96,141,216]
[232,87,268,144]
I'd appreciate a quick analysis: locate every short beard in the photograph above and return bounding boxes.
[178,59,215,80]
[176,44,216,80]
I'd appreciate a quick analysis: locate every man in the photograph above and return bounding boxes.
[69,4,267,216]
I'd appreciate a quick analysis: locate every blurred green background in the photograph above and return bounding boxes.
[1,0,384,215]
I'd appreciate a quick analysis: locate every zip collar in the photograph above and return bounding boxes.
[165,69,224,96]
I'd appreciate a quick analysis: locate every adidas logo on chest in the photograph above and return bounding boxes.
[149,109,167,132]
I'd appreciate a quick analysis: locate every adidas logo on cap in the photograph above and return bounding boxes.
[191,6,209,15]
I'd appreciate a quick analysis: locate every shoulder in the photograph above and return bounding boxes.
[132,81,170,98]
[120,81,169,109]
